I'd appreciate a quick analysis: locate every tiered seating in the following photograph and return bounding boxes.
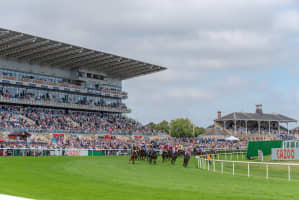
[0,105,154,135]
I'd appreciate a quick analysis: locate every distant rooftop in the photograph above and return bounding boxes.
[215,105,297,123]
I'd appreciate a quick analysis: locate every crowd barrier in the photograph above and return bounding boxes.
[0,148,133,157]
[196,152,299,181]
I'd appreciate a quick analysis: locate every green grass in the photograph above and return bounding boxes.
[0,156,299,200]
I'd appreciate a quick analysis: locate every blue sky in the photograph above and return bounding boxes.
[1,0,299,128]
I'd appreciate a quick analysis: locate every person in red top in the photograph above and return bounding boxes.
[164,144,168,151]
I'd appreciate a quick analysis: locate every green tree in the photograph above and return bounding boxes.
[170,118,194,138]
[156,120,170,134]
[145,122,156,129]
[194,127,206,137]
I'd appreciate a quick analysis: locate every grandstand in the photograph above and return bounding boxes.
[0,27,166,136]
[214,105,297,137]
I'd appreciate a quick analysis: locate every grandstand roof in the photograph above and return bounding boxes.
[216,112,297,123]
[0,27,166,80]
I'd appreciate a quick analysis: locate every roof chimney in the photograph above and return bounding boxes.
[256,104,263,114]
[217,111,222,119]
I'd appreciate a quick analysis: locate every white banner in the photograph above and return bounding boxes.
[272,148,299,160]
[65,150,88,156]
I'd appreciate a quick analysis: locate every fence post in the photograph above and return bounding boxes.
[199,157,202,168]
[213,160,216,172]
[198,158,200,168]
[208,160,210,171]
[233,161,235,176]
[288,165,291,181]
[266,164,269,180]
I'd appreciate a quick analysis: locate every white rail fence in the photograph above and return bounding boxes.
[196,152,299,181]
[0,148,133,157]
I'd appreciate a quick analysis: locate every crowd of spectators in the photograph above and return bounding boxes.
[0,105,156,134]
[0,135,247,152]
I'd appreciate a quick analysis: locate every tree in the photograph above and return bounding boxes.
[170,118,194,138]
[145,122,156,130]
[156,120,170,134]
[194,127,206,137]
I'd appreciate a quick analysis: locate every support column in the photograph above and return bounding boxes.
[296,122,298,139]
[245,120,248,135]
[287,122,289,135]
[269,121,271,134]
[278,121,280,134]
[234,120,237,134]
[258,121,261,135]
[224,121,226,130]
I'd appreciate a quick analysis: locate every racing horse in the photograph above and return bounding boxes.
[162,150,169,163]
[171,151,178,165]
[149,148,158,165]
[139,147,147,160]
[183,150,191,167]
[129,147,138,164]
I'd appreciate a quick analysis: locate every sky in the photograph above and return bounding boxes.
[1,0,299,128]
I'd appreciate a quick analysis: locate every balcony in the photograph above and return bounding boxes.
[0,74,128,99]
[0,96,130,113]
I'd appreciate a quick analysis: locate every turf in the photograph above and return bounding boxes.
[0,156,299,200]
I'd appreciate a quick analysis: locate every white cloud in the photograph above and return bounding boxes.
[274,10,299,33]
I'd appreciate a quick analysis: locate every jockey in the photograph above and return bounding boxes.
[163,144,168,150]
[185,148,191,156]
[179,144,183,150]
[207,153,211,160]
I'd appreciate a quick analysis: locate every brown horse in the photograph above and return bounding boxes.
[129,149,138,164]
[149,149,157,165]
[171,151,178,165]
[183,151,191,167]
[162,150,168,163]
[139,148,146,160]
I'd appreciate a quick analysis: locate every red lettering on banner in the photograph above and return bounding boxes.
[284,149,287,159]
[287,149,291,159]
[291,149,295,160]
[280,149,283,159]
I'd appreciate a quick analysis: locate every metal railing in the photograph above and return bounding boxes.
[196,152,299,181]
[0,74,128,99]
[0,148,132,157]
[0,96,128,113]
